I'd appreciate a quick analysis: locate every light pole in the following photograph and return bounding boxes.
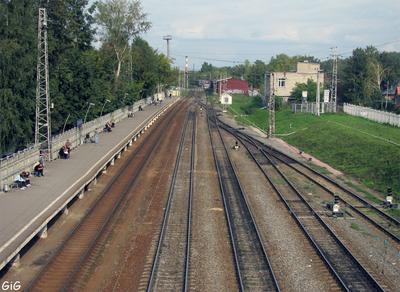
[163,35,172,60]
[62,113,71,134]
[316,70,321,116]
[100,99,111,117]
[84,102,95,124]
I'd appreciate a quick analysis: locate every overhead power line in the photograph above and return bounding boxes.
[172,54,243,64]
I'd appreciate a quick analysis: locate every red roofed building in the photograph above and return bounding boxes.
[216,78,249,95]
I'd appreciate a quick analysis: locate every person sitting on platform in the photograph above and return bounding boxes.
[65,139,72,154]
[138,105,143,111]
[34,162,44,177]
[58,146,69,159]
[104,122,112,132]
[14,174,27,189]
[64,145,70,158]
[21,171,31,186]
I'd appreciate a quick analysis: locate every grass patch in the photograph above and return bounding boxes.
[344,181,383,204]
[350,222,361,231]
[388,208,400,218]
[228,94,400,202]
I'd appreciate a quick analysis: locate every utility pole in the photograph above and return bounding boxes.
[219,74,222,99]
[264,72,267,106]
[163,35,172,60]
[316,70,321,116]
[185,56,189,89]
[178,69,181,89]
[330,47,338,110]
[35,8,51,159]
[268,73,275,138]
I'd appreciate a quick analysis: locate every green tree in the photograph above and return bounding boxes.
[247,60,267,90]
[342,46,382,106]
[291,79,320,102]
[95,0,151,83]
[0,0,38,153]
[267,54,295,72]
[45,0,100,133]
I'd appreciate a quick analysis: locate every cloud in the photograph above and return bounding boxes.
[134,0,400,66]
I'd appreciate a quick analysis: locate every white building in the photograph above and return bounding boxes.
[266,61,324,102]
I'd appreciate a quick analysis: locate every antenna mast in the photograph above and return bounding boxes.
[35,8,51,158]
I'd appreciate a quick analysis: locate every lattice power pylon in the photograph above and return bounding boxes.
[268,73,275,138]
[330,47,338,109]
[35,8,51,157]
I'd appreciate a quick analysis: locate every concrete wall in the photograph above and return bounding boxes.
[344,103,400,127]
[297,62,320,74]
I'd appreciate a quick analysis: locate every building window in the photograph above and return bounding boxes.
[278,78,286,88]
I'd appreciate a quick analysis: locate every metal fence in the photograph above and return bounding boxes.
[292,102,337,114]
[0,98,147,190]
[343,103,400,127]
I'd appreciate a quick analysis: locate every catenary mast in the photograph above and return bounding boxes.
[35,8,51,159]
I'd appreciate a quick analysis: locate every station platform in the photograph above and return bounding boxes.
[0,98,177,270]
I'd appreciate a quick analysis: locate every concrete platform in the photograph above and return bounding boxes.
[0,98,178,270]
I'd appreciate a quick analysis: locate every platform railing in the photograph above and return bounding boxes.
[0,98,148,191]
[292,102,337,114]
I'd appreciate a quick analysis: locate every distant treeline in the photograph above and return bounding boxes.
[196,48,400,111]
[0,0,176,155]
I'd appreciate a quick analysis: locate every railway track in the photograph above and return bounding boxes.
[219,120,400,243]
[146,107,196,292]
[27,101,186,291]
[207,109,280,291]
[215,114,386,291]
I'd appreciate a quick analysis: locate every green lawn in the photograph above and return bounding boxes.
[227,94,400,205]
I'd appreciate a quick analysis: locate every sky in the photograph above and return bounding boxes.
[96,0,400,69]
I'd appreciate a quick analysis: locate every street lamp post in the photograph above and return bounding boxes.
[100,99,111,117]
[84,102,95,124]
[62,113,71,134]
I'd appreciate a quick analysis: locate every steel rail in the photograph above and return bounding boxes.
[222,119,400,228]
[146,109,195,292]
[219,122,385,291]
[207,108,280,291]
[28,100,185,291]
[184,111,196,291]
[219,121,400,243]
[206,109,245,292]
